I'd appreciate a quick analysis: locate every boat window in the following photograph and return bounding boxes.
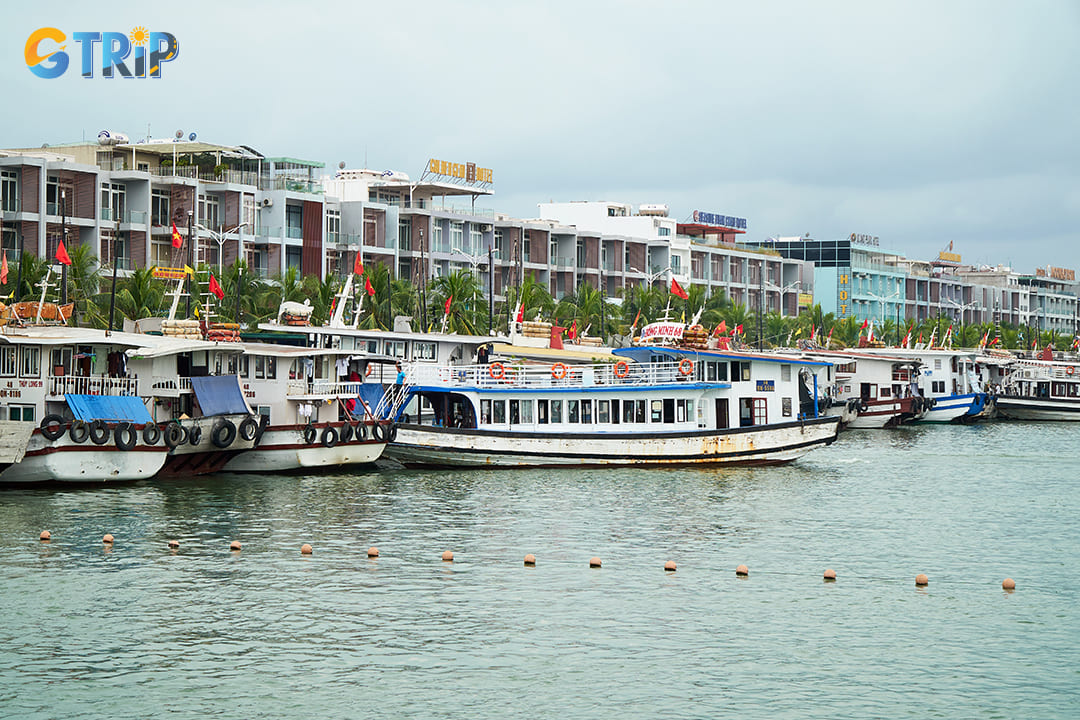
[365,340,378,354]
[1069,384,1079,398]
[266,357,276,379]
[598,400,610,423]
[0,346,15,377]
[537,399,548,424]
[521,400,533,423]
[19,346,39,377]
[8,404,34,422]
[622,400,635,424]
[636,399,646,423]
[663,398,675,423]
[385,340,406,358]
[753,398,767,425]
[550,399,562,423]
[255,356,266,379]
[742,364,752,382]
[740,398,767,426]
[568,400,579,423]
[781,365,791,382]
[880,387,891,398]
[510,400,520,424]
[1052,382,1067,397]
[934,359,942,370]
[493,399,506,424]
[782,397,792,417]
[257,405,271,423]
[414,341,436,361]
[931,381,945,394]
[228,355,238,375]
[650,400,663,423]
[480,399,492,424]
[610,399,620,424]
[676,400,686,423]
[581,400,592,424]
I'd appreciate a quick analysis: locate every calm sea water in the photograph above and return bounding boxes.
[0,421,1077,719]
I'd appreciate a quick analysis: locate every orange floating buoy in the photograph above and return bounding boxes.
[589,556,602,568]
[367,546,379,558]
[230,540,242,551]
[523,554,536,566]
[300,544,313,555]
[823,568,837,581]
[103,534,114,544]
[168,539,180,549]
[736,564,749,576]
[441,550,454,562]
[664,560,677,572]
[1002,578,1016,590]
[39,530,51,541]
[915,573,929,586]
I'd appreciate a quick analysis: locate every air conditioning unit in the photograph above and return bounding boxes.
[260,198,273,208]
[482,224,493,232]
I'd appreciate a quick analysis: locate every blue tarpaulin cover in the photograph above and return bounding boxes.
[358,383,386,413]
[190,375,251,416]
[66,394,153,424]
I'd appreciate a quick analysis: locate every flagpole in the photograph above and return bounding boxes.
[186,210,193,318]
[488,245,493,335]
[14,229,23,303]
[60,190,68,306]
[107,230,119,335]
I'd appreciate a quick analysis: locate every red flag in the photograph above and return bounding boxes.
[989,337,1000,347]
[859,319,869,330]
[670,277,689,300]
[208,273,224,300]
[568,320,577,340]
[365,276,375,297]
[631,310,641,328]
[353,252,364,276]
[735,324,743,335]
[55,239,71,266]
[171,222,183,249]
[1,252,7,284]
[714,320,727,336]
[515,303,524,323]
[444,295,452,315]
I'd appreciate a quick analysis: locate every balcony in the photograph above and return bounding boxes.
[48,375,138,398]
[286,380,364,398]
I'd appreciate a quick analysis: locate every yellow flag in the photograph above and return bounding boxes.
[184,265,195,277]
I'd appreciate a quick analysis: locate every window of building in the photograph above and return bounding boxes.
[151,189,171,226]
[1,170,19,212]
[398,219,411,251]
[198,194,220,229]
[469,226,482,254]
[285,245,301,271]
[137,161,150,173]
[286,205,303,239]
[523,234,530,263]
[550,239,558,264]
[433,223,444,253]
[494,229,503,258]
[670,256,681,274]
[326,209,340,244]
[658,226,671,237]
[450,223,463,251]
[576,241,586,268]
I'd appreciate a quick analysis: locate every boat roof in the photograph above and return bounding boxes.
[491,342,613,362]
[614,346,832,368]
[791,348,922,364]
[258,322,495,348]
[866,347,977,359]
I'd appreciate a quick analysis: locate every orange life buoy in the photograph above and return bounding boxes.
[613,360,630,378]
[365,364,374,378]
[1068,366,1075,376]
[489,362,506,380]
[678,359,694,376]
[551,362,568,379]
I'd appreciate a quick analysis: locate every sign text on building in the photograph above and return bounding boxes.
[427,159,493,184]
[837,268,851,319]
[938,251,962,263]
[1036,266,1076,281]
[849,233,879,246]
[692,211,747,229]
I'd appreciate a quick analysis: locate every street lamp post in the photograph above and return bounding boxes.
[866,290,900,341]
[763,280,801,346]
[198,221,249,273]
[945,298,979,348]
[452,246,488,329]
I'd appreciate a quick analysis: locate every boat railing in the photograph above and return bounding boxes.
[407,361,695,389]
[286,379,365,397]
[1007,361,1078,382]
[48,375,139,397]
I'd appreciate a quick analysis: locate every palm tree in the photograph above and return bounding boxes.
[64,243,106,327]
[7,252,48,304]
[555,281,605,336]
[113,266,167,323]
[505,273,554,326]
[429,268,484,334]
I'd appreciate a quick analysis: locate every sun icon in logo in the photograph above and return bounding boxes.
[129,26,149,46]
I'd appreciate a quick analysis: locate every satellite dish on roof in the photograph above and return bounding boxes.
[189,132,197,141]
[175,129,183,139]
[338,161,346,169]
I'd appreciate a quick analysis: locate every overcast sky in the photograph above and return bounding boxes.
[6,1,1078,272]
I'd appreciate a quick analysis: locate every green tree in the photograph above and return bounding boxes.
[113,266,168,324]
[429,268,485,334]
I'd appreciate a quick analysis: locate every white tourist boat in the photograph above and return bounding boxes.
[381,346,840,467]
[794,349,925,429]
[995,358,1080,421]
[868,347,991,423]
[219,342,394,472]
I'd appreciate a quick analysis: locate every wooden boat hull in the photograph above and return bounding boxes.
[222,423,387,472]
[0,430,168,483]
[995,397,1080,421]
